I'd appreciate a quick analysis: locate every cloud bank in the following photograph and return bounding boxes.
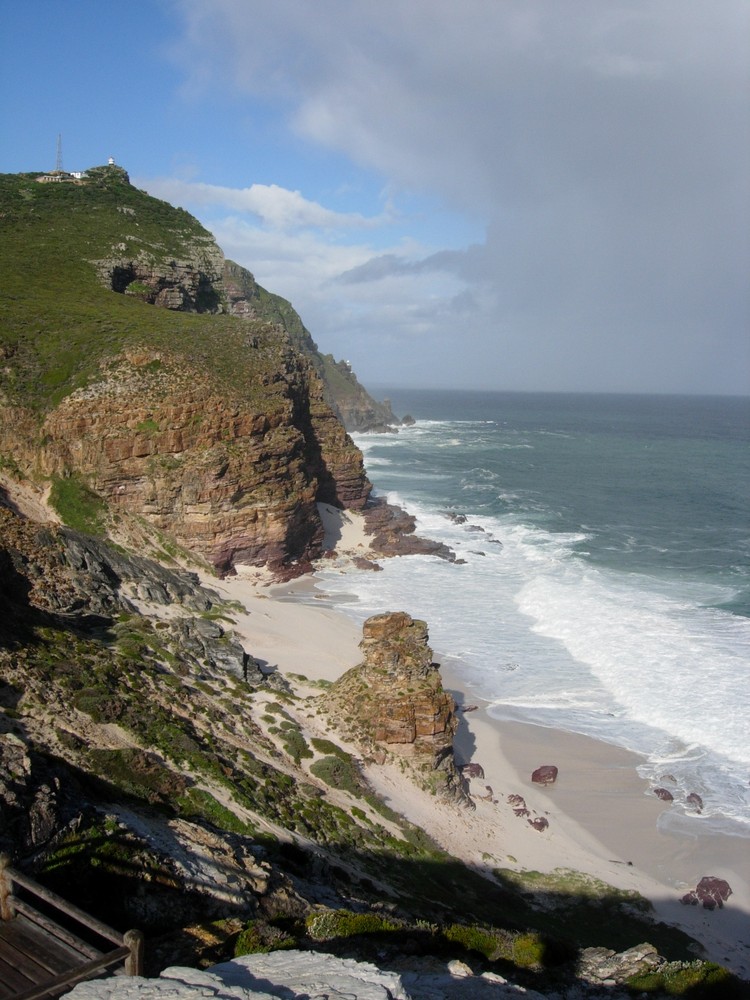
[163,0,750,393]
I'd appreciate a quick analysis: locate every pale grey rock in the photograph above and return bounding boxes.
[205,952,411,998]
[65,953,411,1000]
[577,941,662,984]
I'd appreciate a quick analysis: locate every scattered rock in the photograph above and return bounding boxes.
[459,704,478,713]
[681,876,733,910]
[528,816,549,831]
[531,764,558,785]
[653,787,674,801]
[363,497,456,562]
[352,556,382,571]
[686,792,704,813]
[507,794,526,808]
[445,512,467,524]
[461,762,485,779]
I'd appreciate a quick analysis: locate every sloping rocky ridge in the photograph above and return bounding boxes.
[0,505,460,943]
[2,504,731,997]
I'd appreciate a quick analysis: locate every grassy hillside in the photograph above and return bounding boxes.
[0,167,395,427]
[0,169,264,409]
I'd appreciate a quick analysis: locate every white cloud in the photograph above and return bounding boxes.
[140,177,383,230]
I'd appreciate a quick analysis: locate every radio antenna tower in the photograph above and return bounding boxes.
[55,133,63,172]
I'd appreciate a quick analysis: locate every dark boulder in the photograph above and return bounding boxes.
[681,876,732,910]
[531,764,558,786]
[461,762,485,779]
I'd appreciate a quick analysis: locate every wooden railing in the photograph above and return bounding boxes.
[0,857,143,1000]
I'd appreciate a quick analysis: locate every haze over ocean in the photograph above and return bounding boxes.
[315,391,750,839]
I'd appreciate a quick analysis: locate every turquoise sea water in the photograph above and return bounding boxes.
[316,392,750,838]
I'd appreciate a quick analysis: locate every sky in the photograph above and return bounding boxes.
[2,1,749,395]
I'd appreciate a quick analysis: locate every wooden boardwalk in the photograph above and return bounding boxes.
[0,860,142,1000]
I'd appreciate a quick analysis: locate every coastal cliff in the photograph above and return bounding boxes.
[0,165,394,576]
[0,167,740,997]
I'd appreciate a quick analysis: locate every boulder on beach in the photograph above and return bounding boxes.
[653,787,674,801]
[681,876,732,910]
[531,764,558,785]
[528,816,549,832]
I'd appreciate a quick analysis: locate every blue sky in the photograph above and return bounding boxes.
[2,1,748,395]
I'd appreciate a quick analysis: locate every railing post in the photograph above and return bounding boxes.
[123,929,144,977]
[0,853,15,920]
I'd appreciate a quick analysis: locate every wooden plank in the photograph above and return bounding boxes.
[0,951,38,997]
[5,870,124,947]
[11,901,101,960]
[7,945,130,1000]
[0,915,87,975]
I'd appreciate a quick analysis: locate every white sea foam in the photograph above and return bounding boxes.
[318,489,750,837]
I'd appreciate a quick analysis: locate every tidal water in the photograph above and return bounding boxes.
[315,391,750,839]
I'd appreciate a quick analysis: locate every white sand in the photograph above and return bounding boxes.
[207,505,749,978]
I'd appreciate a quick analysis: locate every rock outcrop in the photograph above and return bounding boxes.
[363,497,457,562]
[326,612,467,804]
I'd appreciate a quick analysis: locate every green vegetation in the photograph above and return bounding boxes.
[310,736,353,760]
[49,474,106,534]
[178,788,256,835]
[280,726,313,765]
[309,754,367,797]
[0,168,380,423]
[234,919,298,956]
[306,909,400,941]
[627,961,742,997]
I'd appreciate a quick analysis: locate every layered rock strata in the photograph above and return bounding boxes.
[327,612,468,804]
[4,339,371,577]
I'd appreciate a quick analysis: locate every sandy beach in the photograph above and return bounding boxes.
[208,505,750,979]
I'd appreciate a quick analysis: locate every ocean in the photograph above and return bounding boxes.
[314,391,750,840]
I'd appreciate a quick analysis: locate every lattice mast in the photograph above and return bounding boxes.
[55,134,63,172]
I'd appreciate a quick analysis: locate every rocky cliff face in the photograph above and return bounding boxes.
[0,167,388,576]
[30,341,369,576]
[327,612,468,804]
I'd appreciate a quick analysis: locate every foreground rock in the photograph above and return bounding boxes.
[64,951,554,1000]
